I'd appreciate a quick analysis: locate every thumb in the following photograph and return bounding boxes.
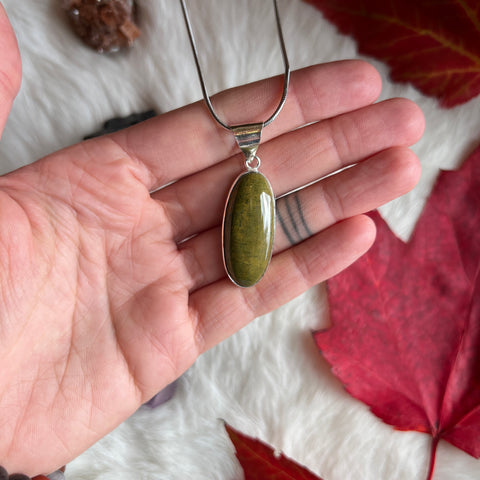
[0,3,21,137]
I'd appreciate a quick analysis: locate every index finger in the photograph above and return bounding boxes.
[109,60,381,191]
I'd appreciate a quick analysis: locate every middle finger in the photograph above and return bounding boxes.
[154,98,423,242]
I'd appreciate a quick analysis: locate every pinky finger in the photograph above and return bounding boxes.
[189,214,376,353]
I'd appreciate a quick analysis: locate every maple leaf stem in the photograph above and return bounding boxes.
[425,435,440,480]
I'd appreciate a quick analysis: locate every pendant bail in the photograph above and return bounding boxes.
[232,122,264,161]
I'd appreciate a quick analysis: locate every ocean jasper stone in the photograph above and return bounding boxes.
[223,171,275,287]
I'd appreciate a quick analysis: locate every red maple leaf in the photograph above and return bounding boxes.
[226,424,322,479]
[314,144,480,479]
[303,0,480,107]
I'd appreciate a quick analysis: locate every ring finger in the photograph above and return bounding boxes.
[179,145,421,291]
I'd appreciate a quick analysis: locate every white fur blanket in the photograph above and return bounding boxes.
[2,1,479,479]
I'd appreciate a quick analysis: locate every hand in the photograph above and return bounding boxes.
[0,5,424,476]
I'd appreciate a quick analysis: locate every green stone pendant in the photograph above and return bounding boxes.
[223,170,275,287]
[180,0,290,286]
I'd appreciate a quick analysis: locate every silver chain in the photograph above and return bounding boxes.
[179,0,291,131]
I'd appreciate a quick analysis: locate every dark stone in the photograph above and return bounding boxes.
[84,110,156,139]
[8,474,31,480]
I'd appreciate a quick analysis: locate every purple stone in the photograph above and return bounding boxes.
[144,381,177,408]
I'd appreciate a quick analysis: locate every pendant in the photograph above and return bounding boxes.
[222,123,275,287]
[180,0,289,287]
[223,170,275,287]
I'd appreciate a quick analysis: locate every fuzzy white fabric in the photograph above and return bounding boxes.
[1,1,480,479]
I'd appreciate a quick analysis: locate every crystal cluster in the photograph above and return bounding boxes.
[62,0,140,53]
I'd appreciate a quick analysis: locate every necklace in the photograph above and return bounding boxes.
[180,0,290,287]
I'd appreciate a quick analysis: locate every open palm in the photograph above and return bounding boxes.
[0,5,424,477]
